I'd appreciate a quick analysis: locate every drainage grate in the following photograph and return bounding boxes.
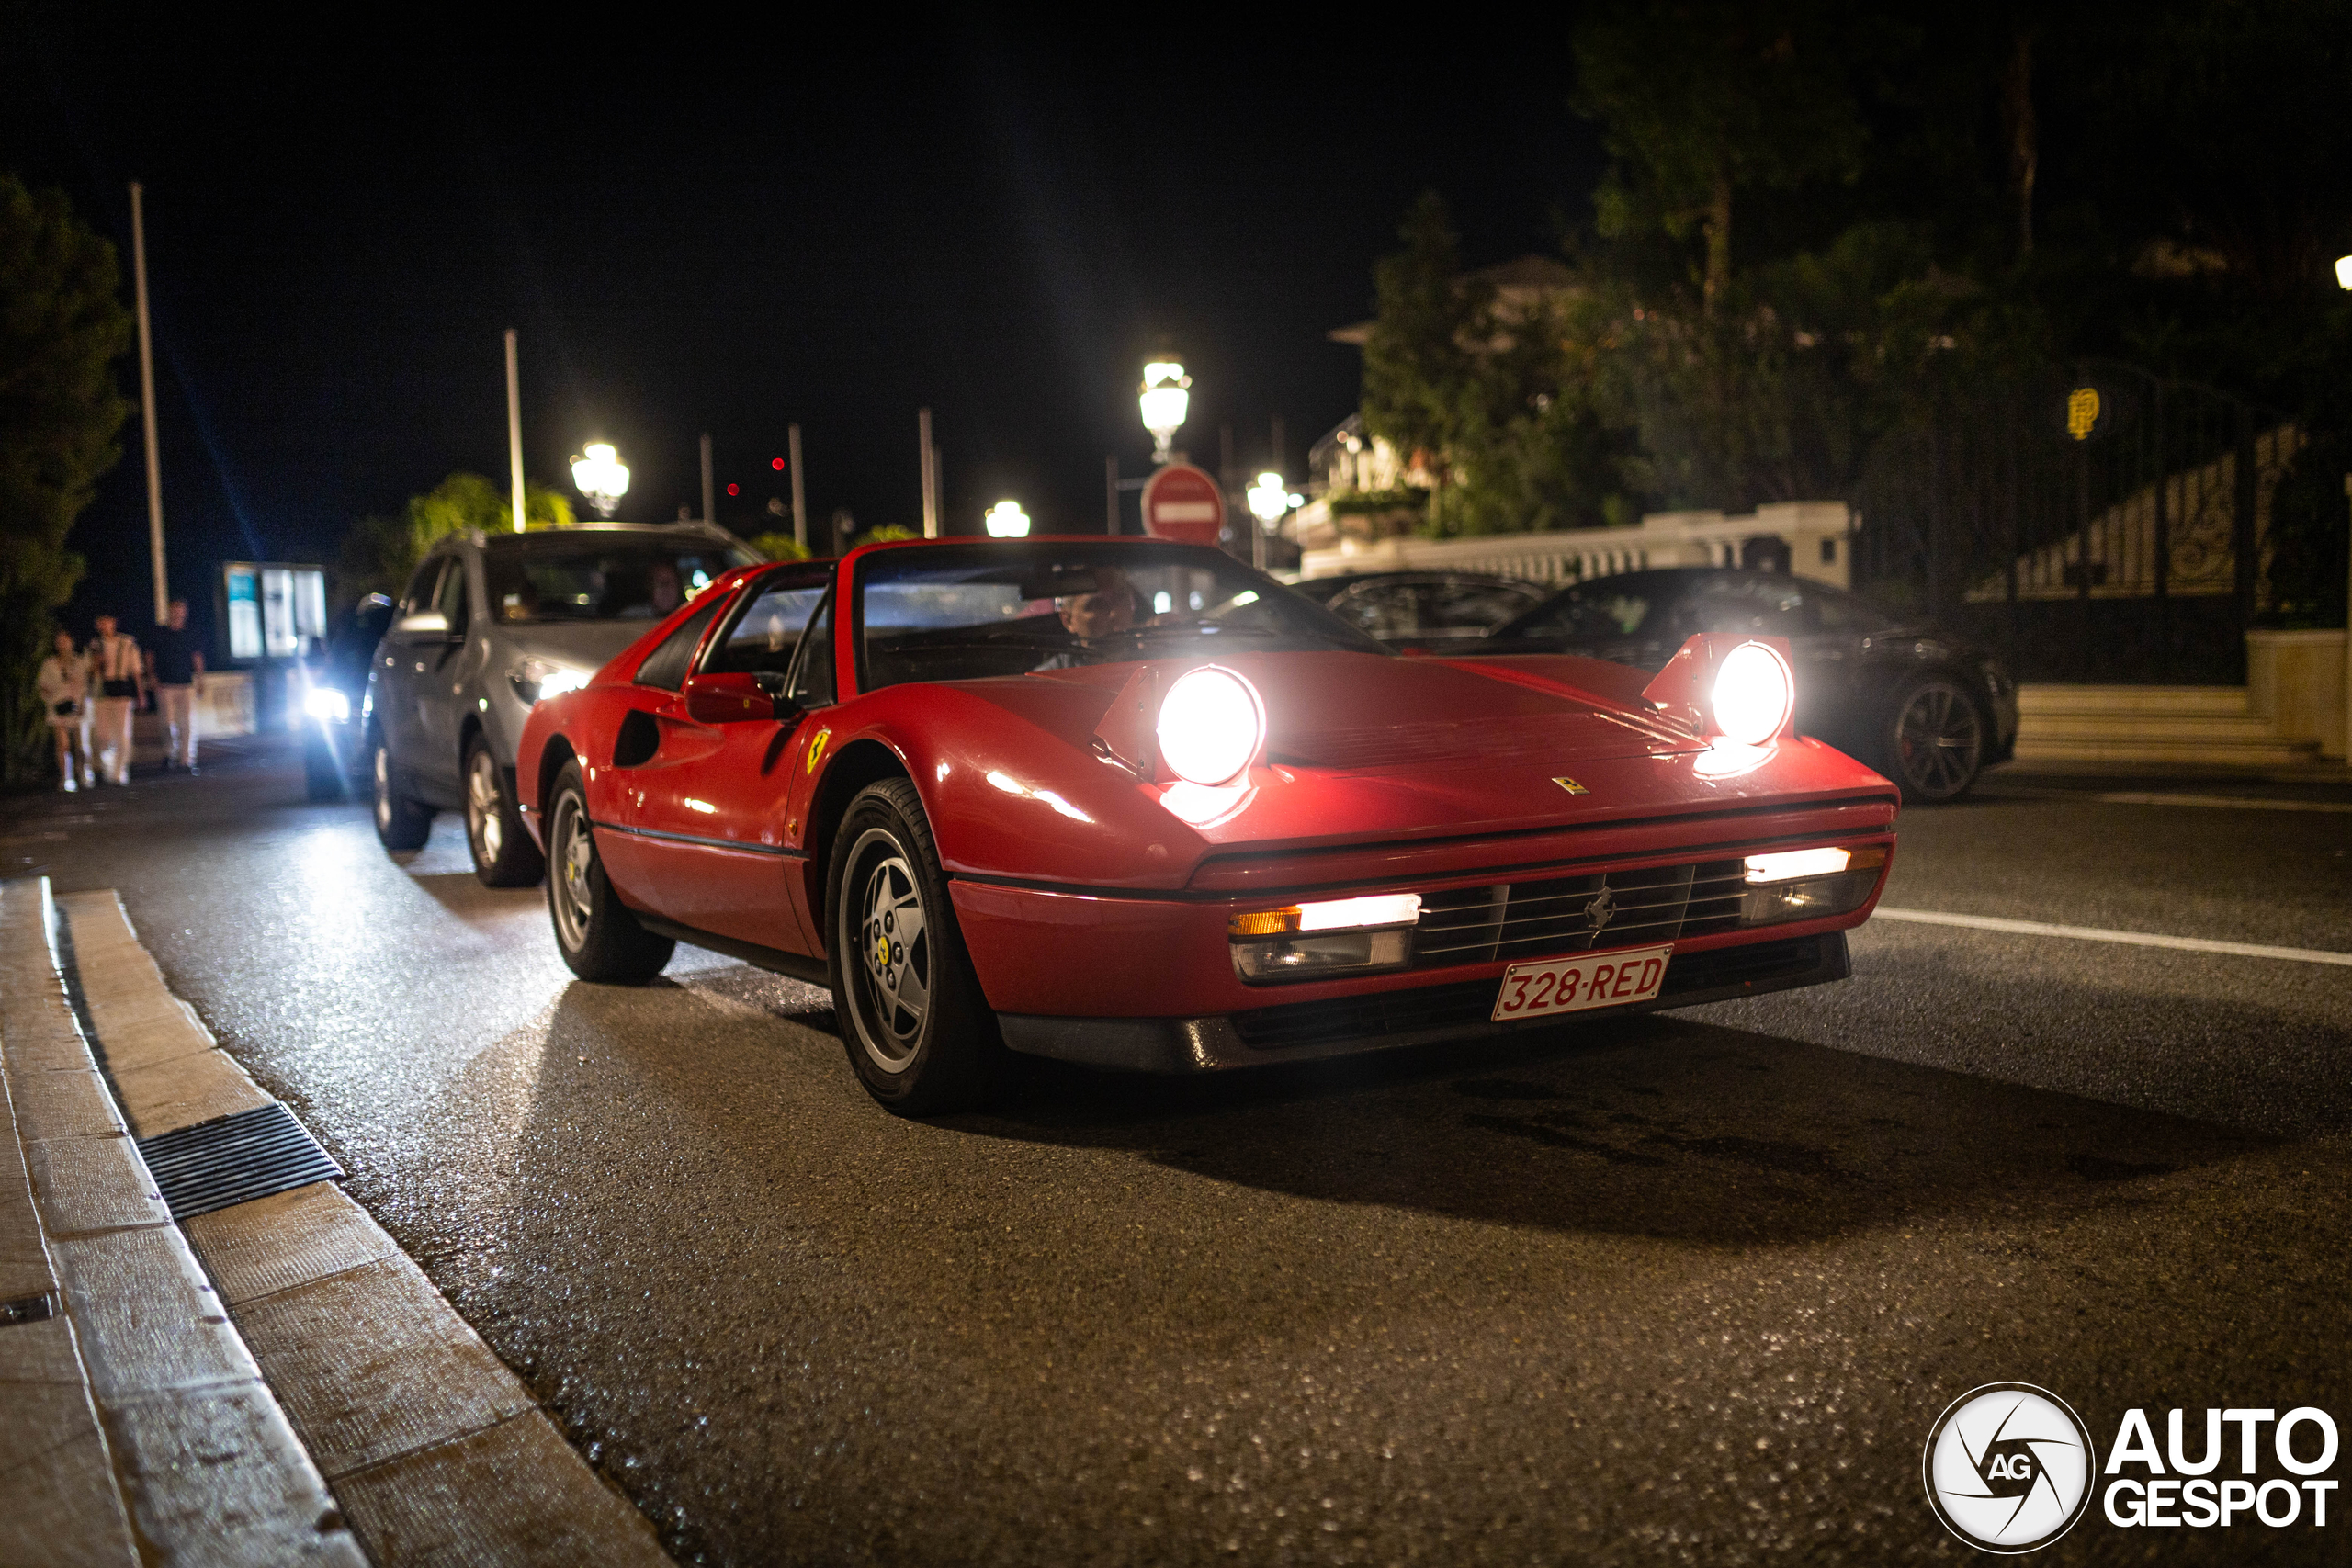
[135,1102,344,1221]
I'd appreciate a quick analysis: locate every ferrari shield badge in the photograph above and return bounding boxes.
[1552,776,1589,795]
[807,728,832,773]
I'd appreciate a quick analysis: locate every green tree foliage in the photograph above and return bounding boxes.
[333,473,575,602]
[748,532,810,561]
[0,176,131,784]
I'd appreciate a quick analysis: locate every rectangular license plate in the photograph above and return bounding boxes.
[1491,942,1674,1022]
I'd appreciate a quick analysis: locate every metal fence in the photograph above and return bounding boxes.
[1852,361,2297,683]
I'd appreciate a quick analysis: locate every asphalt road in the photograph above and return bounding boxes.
[6,738,2347,1565]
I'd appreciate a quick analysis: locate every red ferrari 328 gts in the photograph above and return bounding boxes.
[514,537,1898,1114]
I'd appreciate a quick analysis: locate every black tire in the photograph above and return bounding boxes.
[1879,674,1987,804]
[825,778,1001,1115]
[545,760,674,983]
[465,737,546,886]
[303,737,346,802]
[371,733,434,850]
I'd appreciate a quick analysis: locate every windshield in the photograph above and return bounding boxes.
[1494,575,1668,642]
[857,541,1385,691]
[482,534,759,624]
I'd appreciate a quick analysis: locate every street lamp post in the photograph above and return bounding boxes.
[571,442,630,519]
[1139,359,1190,465]
[2335,258,2352,765]
[984,501,1031,538]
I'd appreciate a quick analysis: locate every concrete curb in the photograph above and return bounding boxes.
[2,877,363,1567]
[49,886,673,1568]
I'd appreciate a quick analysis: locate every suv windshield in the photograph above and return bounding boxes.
[482,533,759,624]
[857,541,1383,690]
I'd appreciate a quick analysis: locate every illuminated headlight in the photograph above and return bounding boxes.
[509,658,590,705]
[1712,642,1792,745]
[1229,893,1419,983]
[1157,666,1265,786]
[304,687,350,725]
[1739,845,1886,926]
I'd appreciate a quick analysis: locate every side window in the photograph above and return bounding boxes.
[401,558,445,616]
[1683,578,1815,637]
[1339,583,1419,638]
[434,554,470,635]
[632,596,727,692]
[785,590,835,705]
[702,571,832,676]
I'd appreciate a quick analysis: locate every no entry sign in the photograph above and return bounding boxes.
[1141,463,1226,547]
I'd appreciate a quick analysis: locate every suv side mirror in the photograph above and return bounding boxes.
[683,671,797,725]
[393,610,461,644]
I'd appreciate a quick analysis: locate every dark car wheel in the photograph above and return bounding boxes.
[826,778,1001,1116]
[545,761,674,983]
[1882,675,1987,804]
[465,739,546,886]
[371,734,434,850]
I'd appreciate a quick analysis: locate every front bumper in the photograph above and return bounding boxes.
[999,931,1849,1072]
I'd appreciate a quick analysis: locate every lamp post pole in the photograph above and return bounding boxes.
[699,433,716,525]
[504,330,526,530]
[788,424,807,551]
[919,408,938,537]
[130,182,167,622]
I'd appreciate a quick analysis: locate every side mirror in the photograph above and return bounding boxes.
[683,671,797,725]
[394,610,458,643]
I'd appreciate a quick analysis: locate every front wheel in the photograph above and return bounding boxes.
[826,778,1001,1115]
[545,761,674,982]
[466,739,545,886]
[1881,675,1987,804]
[372,735,434,850]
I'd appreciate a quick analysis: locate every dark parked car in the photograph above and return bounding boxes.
[300,593,396,801]
[1472,567,2017,802]
[1291,571,1548,649]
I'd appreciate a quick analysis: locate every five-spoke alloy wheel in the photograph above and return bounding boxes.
[827,778,999,1114]
[545,760,674,982]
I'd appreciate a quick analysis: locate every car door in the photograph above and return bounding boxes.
[628,568,837,953]
[412,549,480,797]
[379,556,457,791]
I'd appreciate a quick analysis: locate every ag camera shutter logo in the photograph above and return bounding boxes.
[1923,1383,2097,1553]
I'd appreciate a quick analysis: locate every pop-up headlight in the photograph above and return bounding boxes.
[1739,844,1887,926]
[1229,893,1419,983]
[1712,642,1793,746]
[1157,666,1265,787]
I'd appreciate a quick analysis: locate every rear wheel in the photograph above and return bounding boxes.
[371,734,433,850]
[826,778,1000,1115]
[1882,675,1986,804]
[465,738,545,886]
[546,761,673,982]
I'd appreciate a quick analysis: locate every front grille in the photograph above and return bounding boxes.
[1412,857,1746,967]
[1231,934,1829,1051]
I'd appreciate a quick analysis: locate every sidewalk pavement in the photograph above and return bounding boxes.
[2,877,673,1567]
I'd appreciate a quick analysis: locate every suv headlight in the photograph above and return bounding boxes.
[509,658,589,705]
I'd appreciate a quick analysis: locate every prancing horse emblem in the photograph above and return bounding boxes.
[1553,776,1589,795]
[1583,886,1617,935]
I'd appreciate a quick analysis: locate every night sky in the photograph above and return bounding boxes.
[5,12,1605,634]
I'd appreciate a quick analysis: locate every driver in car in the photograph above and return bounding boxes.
[1034,568,1139,669]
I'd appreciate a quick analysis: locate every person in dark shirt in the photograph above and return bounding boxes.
[146,599,206,773]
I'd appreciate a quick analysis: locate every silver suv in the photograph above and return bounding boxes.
[368,522,759,883]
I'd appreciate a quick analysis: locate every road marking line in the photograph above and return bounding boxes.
[1872,907,2352,967]
[2089,791,2352,814]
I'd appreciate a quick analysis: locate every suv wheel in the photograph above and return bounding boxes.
[465,739,545,886]
[372,734,433,850]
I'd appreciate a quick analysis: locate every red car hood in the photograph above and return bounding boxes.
[903,650,1894,891]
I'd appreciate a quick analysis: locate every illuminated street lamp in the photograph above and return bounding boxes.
[570,442,630,518]
[2335,255,2352,290]
[1244,470,1304,570]
[2339,259,2352,763]
[1139,359,1191,464]
[984,500,1031,538]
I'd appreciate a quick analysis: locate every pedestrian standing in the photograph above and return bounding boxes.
[36,629,93,791]
[87,613,144,785]
[147,598,206,773]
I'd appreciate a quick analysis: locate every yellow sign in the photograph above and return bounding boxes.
[806,728,831,773]
[2065,387,2101,441]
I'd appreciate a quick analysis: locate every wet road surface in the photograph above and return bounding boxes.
[7,739,2346,1564]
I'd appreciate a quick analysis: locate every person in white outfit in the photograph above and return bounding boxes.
[87,614,144,784]
[36,630,92,791]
